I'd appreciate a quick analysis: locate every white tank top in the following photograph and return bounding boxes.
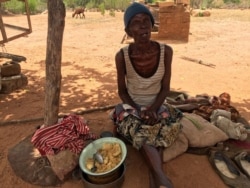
[122,43,165,107]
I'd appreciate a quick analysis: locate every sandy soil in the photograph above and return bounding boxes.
[0,8,250,188]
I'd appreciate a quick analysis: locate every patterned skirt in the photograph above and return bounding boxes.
[111,103,183,149]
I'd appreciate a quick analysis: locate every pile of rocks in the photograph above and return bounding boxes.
[0,53,28,94]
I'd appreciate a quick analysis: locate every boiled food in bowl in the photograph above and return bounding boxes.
[79,137,127,176]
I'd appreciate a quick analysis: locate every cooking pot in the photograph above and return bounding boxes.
[81,163,126,188]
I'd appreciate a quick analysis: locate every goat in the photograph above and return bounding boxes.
[72,7,85,19]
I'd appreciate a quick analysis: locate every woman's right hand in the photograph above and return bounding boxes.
[140,109,159,125]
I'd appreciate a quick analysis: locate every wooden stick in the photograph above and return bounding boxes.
[180,56,216,68]
[0,104,115,126]
[120,33,127,44]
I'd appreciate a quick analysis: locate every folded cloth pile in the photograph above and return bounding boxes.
[210,109,248,141]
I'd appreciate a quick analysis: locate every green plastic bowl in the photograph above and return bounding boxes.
[79,137,127,176]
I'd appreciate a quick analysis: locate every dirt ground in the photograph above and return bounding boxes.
[0,8,250,188]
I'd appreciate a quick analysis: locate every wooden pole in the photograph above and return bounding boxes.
[44,0,65,126]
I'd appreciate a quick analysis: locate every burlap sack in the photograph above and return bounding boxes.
[47,149,79,181]
[163,132,188,162]
[181,113,229,147]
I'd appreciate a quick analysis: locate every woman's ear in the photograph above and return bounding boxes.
[125,28,132,37]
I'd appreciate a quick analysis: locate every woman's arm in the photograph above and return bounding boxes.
[115,49,139,110]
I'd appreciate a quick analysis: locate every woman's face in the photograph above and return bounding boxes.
[126,13,152,43]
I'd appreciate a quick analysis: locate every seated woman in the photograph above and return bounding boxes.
[111,2,183,188]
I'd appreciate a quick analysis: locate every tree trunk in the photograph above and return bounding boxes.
[44,0,65,126]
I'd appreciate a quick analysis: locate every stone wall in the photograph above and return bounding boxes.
[150,3,190,42]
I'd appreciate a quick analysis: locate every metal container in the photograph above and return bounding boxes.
[81,163,125,188]
[100,131,113,138]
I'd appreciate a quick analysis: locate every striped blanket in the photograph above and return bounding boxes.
[31,114,97,155]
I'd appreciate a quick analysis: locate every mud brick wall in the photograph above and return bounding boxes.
[154,4,190,42]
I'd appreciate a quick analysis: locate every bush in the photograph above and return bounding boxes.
[224,0,240,4]
[3,0,46,14]
[109,9,115,17]
[2,0,249,16]
[99,3,105,16]
[190,0,250,9]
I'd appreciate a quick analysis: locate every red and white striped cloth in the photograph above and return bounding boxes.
[31,114,98,155]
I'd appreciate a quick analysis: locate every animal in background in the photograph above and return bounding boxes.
[72,7,85,19]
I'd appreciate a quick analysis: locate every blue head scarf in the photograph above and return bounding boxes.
[124,2,155,29]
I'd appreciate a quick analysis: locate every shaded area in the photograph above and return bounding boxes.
[7,134,61,186]
[0,58,118,123]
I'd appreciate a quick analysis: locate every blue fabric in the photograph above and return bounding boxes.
[124,2,154,29]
